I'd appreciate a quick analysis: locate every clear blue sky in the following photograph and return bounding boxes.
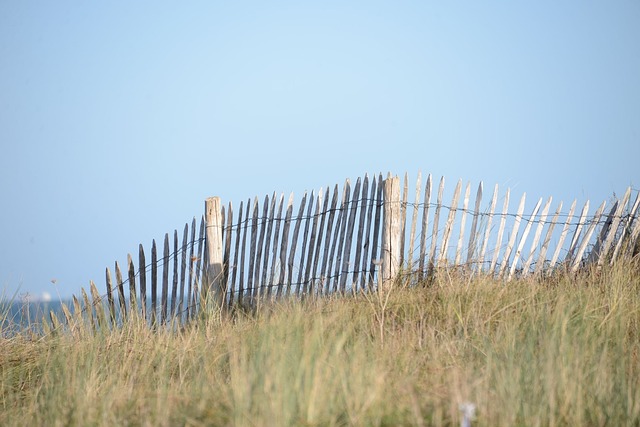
[1,1,639,300]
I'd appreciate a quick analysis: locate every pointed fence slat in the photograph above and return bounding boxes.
[115,261,127,320]
[535,201,563,274]
[499,193,526,277]
[466,182,483,267]
[296,191,315,294]
[595,187,631,265]
[398,173,409,267]
[429,177,445,272]
[567,201,590,263]
[304,190,322,293]
[508,197,542,280]
[311,188,330,293]
[479,184,498,272]
[277,194,294,297]
[367,174,384,288]
[261,194,277,294]
[288,193,307,294]
[455,182,471,266]
[407,172,421,272]
[549,200,577,269]
[353,177,370,291]
[320,186,339,293]
[360,177,377,289]
[522,197,552,274]
[418,174,432,279]
[247,197,260,297]
[238,200,250,302]
[440,179,462,266]
[139,244,147,320]
[332,182,351,292]
[614,190,640,261]
[268,194,285,296]
[340,177,361,292]
[571,201,607,272]
[161,233,170,323]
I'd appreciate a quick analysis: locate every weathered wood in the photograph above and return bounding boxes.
[90,280,107,331]
[571,201,606,272]
[352,176,370,291]
[418,174,432,279]
[332,182,351,292]
[186,218,196,319]
[223,202,233,301]
[161,233,169,323]
[138,244,147,320]
[105,267,116,324]
[178,224,188,317]
[466,182,483,268]
[193,217,206,316]
[613,190,640,261]
[115,261,127,320]
[277,194,294,297]
[407,172,421,272]
[439,179,462,266]
[360,177,377,289]
[230,202,243,301]
[588,201,617,264]
[340,177,361,292]
[429,177,445,272]
[205,197,225,308]
[398,173,409,267]
[296,191,315,294]
[170,231,178,317]
[304,190,322,293]
[247,197,260,297]
[368,174,384,288]
[522,197,552,274]
[455,182,471,266]
[268,194,284,296]
[508,197,542,280]
[287,192,307,293]
[382,175,401,285]
[320,186,339,293]
[260,194,277,294]
[626,203,640,258]
[490,188,510,274]
[238,199,251,303]
[151,240,158,324]
[127,254,137,312]
[567,201,590,263]
[312,187,330,293]
[549,200,576,269]
[499,193,526,277]
[595,187,631,265]
[479,184,498,272]
[535,201,562,274]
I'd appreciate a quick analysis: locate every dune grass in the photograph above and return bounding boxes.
[1,261,640,426]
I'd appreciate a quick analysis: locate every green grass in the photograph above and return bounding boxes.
[2,262,640,426]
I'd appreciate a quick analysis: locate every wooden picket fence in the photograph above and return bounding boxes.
[56,172,640,330]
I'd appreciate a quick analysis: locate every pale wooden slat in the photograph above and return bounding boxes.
[360,176,378,289]
[439,179,462,266]
[368,174,384,288]
[522,197,552,274]
[150,239,158,324]
[418,174,432,279]
[535,201,562,274]
[229,202,242,301]
[549,200,576,269]
[320,186,339,294]
[588,201,617,264]
[566,201,590,263]
[253,195,270,297]
[295,191,315,295]
[626,203,640,258]
[332,181,351,292]
[466,182,483,268]
[490,188,510,274]
[139,244,147,321]
[268,194,285,296]
[277,194,294,297]
[479,184,498,272]
[499,192,526,277]
[407,172,421,272]
[340,177,361,292]
[247,197,260,298]
[508,197,542,280]
[352,176,370,291]
[260,194,277,294]
[287,192,307,294]
[571,201,607,272]
[161,233,169,323]
[455,182,471,266]
[613,190,640,262]
[303,189,322,293]
[429,177,445,272]
[398,172,409,267]
[595,187,631,265]
[382,175,402,285]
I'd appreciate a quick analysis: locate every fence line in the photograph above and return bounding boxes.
[59,172,640,330]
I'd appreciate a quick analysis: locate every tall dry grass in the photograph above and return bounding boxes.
[1,261,639,426]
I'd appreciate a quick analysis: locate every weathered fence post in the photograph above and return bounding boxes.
[382,175,402,288]
[205,197,225,309]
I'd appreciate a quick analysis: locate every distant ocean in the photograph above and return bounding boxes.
[1,300,70,334]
